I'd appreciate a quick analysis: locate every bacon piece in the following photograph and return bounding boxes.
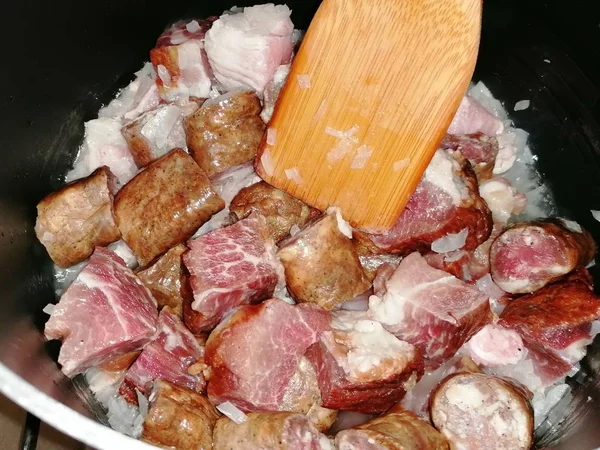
[448,95,505,136]
[490,219,596,294]
[306,311,423,414]
[463,324,526,367]
[44,248,158,377]
[440,133,499,182]
[369,253,492,369]
[182,214,281,332]
[205,299,329,411]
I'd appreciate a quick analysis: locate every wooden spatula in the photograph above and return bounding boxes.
[255,0,481,232]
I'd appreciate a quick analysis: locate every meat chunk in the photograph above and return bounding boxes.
[136,244,186,317]
[306,311,423,414]
[278,213,370,310]
[121,103,198,168]
[490,219,597,294]
[120,307,205,402]
[142,380,220,450]
[448,95,505,136]
[463,324,526,368]
[205,299,330,411]
[44,247,158,377]
[212,412,329,450]
[260,64,290,123]
[440,133,499,182]
[336,406,449,450]
[355,150,492,256]
[479,177,527,224]
[204,5,294,92]
[430,372,533,450]
[150,19,215,101]
[35,167,120,267]
[230,181,320,243]
[369,253,492,369]
[182,214,281,332]
[185,91,265,177]
[114,149,225,266]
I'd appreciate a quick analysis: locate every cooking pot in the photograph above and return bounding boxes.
[1,0,599,448]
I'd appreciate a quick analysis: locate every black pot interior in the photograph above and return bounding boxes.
[1,0,599,448]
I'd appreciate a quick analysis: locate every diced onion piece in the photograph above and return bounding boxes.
[393,159,410,172]
[285,167,304,185]
[186,20,201,33]
[431,228,468,253]
[217,401,248,424]
[42,304,55,315]
[476,274,506,300]
[327,206,353,238]
[266,128,277,146]
[170,30,187,45]
[592,210,600,222]
[297,73,311,89]
[559,218,582,233]
[350,145,373,170]
[260,150,275,176]
[136,389,149,417]
[514,100,530,111]
[157,65,171,85]
[444,250,465,263]
[290,224,300,236]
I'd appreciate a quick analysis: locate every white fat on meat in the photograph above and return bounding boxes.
[424,150,465,205]
[204,4,294,93]
[172,40,212,101]
[463,324,526,367]
[261,64,291,122]
[479,177,527,223]
[138,104,188,155]
[66,117,137,187]
[448,95,505,136]
[431,228,468,254]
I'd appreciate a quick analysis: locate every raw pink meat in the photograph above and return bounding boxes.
[440,133,499,181]
[369,253,492,369]
[204,4,294,92]
[464,324,526,367]
[119,308,205,402]
[448,95,505,136]
[183,214,282,332]
[355,150,492,256]
[305,311,423,414]
[44,247,158,377]
[205,299,330,411]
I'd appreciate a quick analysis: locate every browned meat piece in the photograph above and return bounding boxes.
[35,166,121,267]
[184,91,265,177]
[136,244,187,317]
[229,181,320,242]
[278,213,370,310]
[430,372,533,450]
[212,412,328,450]
[142,380,220,450]
[335,406,449,450]
[114,149,224,266]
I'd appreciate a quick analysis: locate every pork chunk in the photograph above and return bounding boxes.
[440,133,499,182]
[142,380,220,450]
[278,213,370,310]
[230,181,319,242]
[185,91,265,177]
[35,166,120,268]
[114,149,224,266]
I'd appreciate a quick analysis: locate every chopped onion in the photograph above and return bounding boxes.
[444,250,465,263]
[157,65,171,85]
[42,303,55,315]
[587,259,596,269]
[296,73,311,89]
[185,20,201,33]
[136,389,149,417]
[476,274,505,300]
[393,159,410,172]
[327,206,353,238]
[431,228,468,253]
[170,30,187,45]
[260,150,275,176]
[285,167,304,185]
[217,401,248,424]
[290,224,300,236]
[514,100,530,111]
[350,145,373,170]
[559,218,582,233]
[266,128,277,146]
[592,210,600,222]
[325,125,360,163]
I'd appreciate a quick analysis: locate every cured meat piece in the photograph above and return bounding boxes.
[306,311,423,414]
[430,372,533,450]
[150,19,216,101]
[99,63,161,121]
[336,406,449,450]
[185,91,265,177]
[490,219,597,294]
[35,167,120,267]
[205,299,329,411]
[354,242,403,283]
[440,133,499,182]
[463,324,526,367]
[182,214,281,332]
[204,5,294,92]
[230,181,320,243]
[355,150,492,256]
[369,253,491,369]
[44,247,158,377]
[66,117,137,186]
[278,212,370,310]
[479,177,527,223]
[448,95,505,136]
[121,103,198,168]
[119,307,205,403]
[136,244,186,317]
[261,64,290,123]
[212,412,330,450]
[499,271,600,383]
[141,380,220,450]
[115,149,224,266]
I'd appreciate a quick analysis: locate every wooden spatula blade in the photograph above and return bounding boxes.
[256,0,481,231]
